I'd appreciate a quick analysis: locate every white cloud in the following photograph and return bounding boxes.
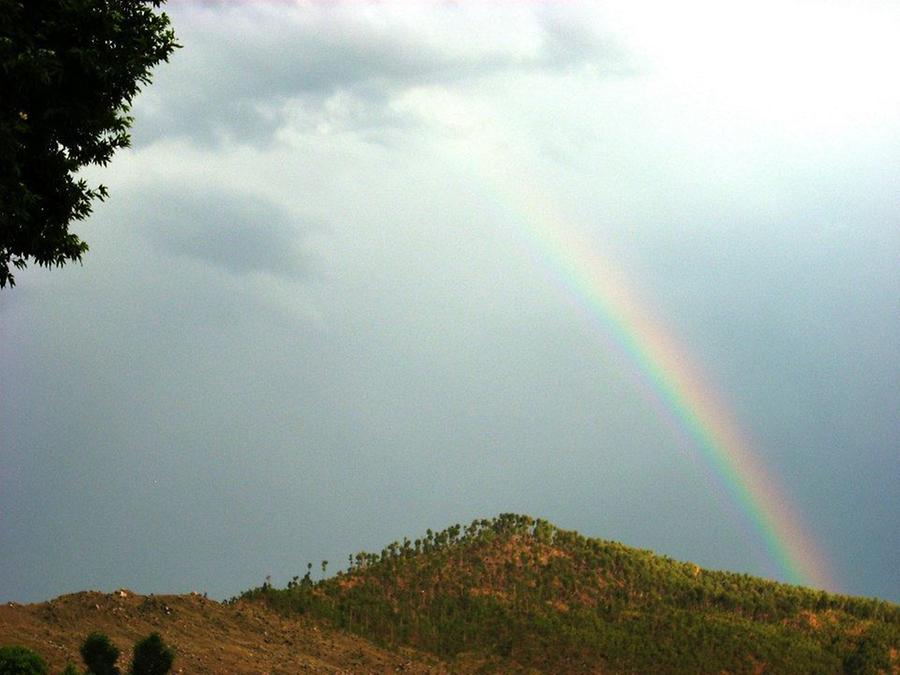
[132,1,625,146]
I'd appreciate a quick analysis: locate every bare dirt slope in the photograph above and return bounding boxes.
[0,590,448,674]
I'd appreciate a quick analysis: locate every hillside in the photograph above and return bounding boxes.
[242,514,900,674]
[0,590,446,674]
[3,514,898,674]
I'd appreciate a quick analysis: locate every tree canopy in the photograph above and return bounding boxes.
[0,0,177,287]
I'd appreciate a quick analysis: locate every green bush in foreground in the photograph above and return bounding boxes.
[130,633,173,675]
[0,645,48,675]
[77,632,174,675]
[80,633,119,675]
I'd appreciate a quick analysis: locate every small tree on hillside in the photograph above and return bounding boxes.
[80,632,120,675]
[130,633,173,675]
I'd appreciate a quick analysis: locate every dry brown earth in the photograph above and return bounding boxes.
[0,590,449,674]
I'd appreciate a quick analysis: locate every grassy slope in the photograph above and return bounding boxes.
[243,514,900,674]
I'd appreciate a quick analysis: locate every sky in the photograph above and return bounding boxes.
[1,0,898,604]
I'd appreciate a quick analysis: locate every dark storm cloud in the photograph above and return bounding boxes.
[132,2,624,146]
[143,188,318,280]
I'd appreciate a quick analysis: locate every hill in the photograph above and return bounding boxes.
[0,590,446,673]
[3,514,898,674]
[241,514,899,674]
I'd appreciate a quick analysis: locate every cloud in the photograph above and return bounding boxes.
[142,187,319,280]
[132,1,626,147]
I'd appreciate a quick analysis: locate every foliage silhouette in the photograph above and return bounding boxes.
[0,0,178,287]
[80,632,119,675]
[130,633,173,675]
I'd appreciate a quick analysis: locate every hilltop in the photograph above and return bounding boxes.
[241,514,899,674]
[3,514,898,674]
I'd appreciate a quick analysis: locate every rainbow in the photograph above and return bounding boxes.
[171,0,835,592]
[472,148,836,591]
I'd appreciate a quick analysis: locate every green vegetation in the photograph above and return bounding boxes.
[80,633,119,675]
[73,632,174,675]
[0,645,48,675]
[0,0,178,287]
[129,633,173,675]
[0,630,175,675]
[241,513,900,674]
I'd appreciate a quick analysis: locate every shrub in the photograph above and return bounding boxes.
[80,633,119,675]
[843,636,891,675]
[130,633,173,675]
[0,645,48,675]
